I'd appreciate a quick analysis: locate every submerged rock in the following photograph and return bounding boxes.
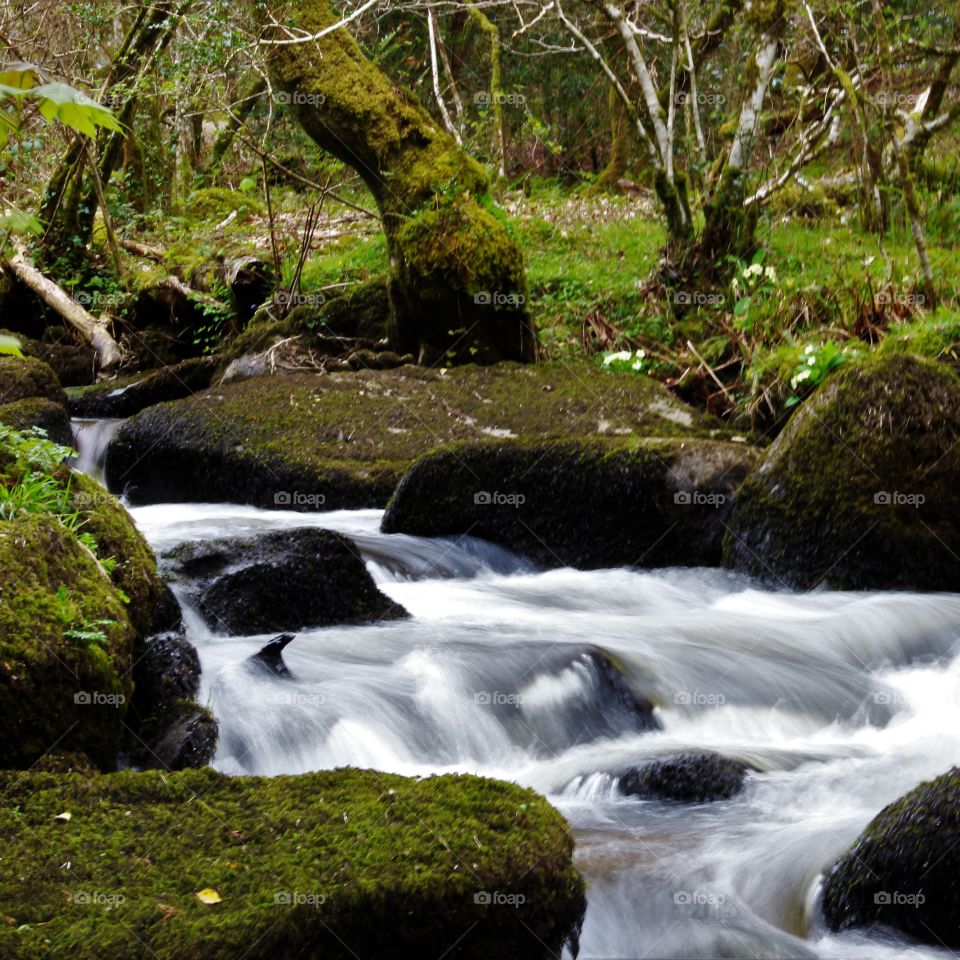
[104,362,736,508]
[618,752,749,802]
[821,767,960,947]
[382,437,759,569]
[163,527,407,634]
[725,354,960,590]
[0,767,586,959]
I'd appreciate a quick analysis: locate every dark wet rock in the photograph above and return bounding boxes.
[149,699,218,770]
[821,767,960,947]
[383,437,760,569]
[68,356,217,417]
[619,752,749,802]
[163,527,407,634]
[104,361,741,508]
[725,353,960,590]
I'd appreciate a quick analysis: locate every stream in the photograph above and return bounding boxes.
[74,419,960,960]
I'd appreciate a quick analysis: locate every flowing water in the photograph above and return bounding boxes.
[75,419,960,959]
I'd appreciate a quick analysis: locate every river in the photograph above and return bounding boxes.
[74,419,960,960]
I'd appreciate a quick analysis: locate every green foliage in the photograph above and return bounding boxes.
[785,341,853,407]
[0,333,24,357]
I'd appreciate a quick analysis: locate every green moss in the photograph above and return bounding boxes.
[68,473,165,636]
[0,514,135,770]
[724,353,960,589]
[0,396,72,445]
[822,767,960,947]
[0,766,585,959]
[0,355,68,407]
[106,361,740,509]
[184,187,265,222]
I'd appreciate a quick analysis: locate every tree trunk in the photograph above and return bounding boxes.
[256,0,535,364]
[593,86,631,191]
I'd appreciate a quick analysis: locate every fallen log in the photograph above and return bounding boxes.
[6,244,122,369]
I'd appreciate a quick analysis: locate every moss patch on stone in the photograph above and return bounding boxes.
[0,766,585,959]
[0,354,68,407]
[105,361,742,509]
[0,396,72,446]
[724,353,960,590]
[68,473,165,636]
[0,514,134,770]
[382,436,759,568]
[821,767,960,947]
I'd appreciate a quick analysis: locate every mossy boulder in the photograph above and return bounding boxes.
[382,436,760,569]
[0,353,68,406]
[163,527,407,634]
[0,766,586,959]
[725,354,960,590]
[0,514,135,770]
[0,326,96,387]
[619,752,749,802]
[105,362,738,508]
[69,357,217,418]
[821,767,960,947]
[0,395,72,445]
[68,473,167,637]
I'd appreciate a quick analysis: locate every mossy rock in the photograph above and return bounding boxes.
[382,436,760,569]
[0,395,72,445]
[68,357,218,418]
[618,752,749,802]
[185,186,265,222]
[724,353,960,590]
[821,767,960,946]
[105,362,738,509]
[0,327,96,387]
[0,767,585,959]
[0,353,68,406]
[0,514,135,770]
[163,527,407,633]
[68,473,166,637]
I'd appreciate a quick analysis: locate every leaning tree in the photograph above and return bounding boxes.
[253,0,537,364]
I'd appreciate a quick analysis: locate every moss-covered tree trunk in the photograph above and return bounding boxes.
[593,86,631,191]
[256,0,536,364]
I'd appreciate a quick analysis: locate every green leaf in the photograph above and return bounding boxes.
[0,63,42,92]
[31,82,123,137]
[733,296,752,316]
[0,334,23,357]
[0,208,43,235]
